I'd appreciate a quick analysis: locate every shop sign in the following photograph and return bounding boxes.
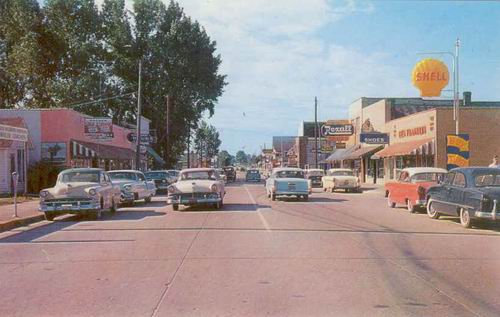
[84,118,114,139]
[41,142,67,162]
[326,135,350,142]
[412,58,449,97]
[127,133,152,144]
[335,143,346,149]
[321,145,334,153]
[399,126,427,139]
[0,124,28,142]
[360,133,389,144]
[446,134,469,170]
[321,124,353,137]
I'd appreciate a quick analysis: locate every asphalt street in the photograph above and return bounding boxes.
[1,178,500,316]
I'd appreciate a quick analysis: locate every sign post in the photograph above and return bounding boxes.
[12,172,18,218]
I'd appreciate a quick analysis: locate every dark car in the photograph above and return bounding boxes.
[426,167,500,228]
[144,170,170,193]
[245,169,261,182]
[223,166,236,182]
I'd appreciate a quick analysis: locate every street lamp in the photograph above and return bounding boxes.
[418,38,461,134]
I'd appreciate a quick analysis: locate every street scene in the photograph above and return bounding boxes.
[2,0,500,316]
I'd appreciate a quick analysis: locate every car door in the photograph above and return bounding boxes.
[448,172,467,216]
[394,171,410,204]
[99,172,111,208]
[431,172,455,214]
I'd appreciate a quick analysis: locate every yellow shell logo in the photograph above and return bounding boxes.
[412,58,449,97]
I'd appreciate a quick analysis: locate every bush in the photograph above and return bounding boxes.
[28,162,63,194]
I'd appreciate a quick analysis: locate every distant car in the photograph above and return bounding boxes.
[108,170,156,205]
[322,168,360,193]
[385,167,447,213]
[245,169,261,182]
[144,170,170,193]
[306,169,325,188]
[266,167,311,201]
[166,169,180,183]
[223,166,236,182]
[39,168,121,220]
[426,167,500,228]
[167,168,225,211]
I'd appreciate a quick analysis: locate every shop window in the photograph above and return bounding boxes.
[16,149,25,180]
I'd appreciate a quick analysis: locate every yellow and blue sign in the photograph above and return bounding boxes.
[446,134,469,170]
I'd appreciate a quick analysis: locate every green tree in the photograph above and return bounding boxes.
[194,121,221,166]
[235,150,248,165]
[218,150,234,167]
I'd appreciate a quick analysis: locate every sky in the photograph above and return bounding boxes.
[43,0,500,155]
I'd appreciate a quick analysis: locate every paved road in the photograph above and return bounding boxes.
[1,179,500,316]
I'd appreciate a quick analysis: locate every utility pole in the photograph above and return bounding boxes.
[135,59,142,171]
[455,38,460,135]
[314,96,318,168]
[165,95,170,168]
[187,130,191,168]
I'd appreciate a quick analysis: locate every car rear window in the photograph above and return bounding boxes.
[411,173,446,183]
[475,173,500,187]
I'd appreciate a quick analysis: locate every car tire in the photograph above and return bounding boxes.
[460,208,472,228]
[303,195,309,202]
[426,199,440,219]
[387,193,396,208]
[45,212,56,221]
[271,193,276,201]
[407,199,416,213]
[172,204,179,211]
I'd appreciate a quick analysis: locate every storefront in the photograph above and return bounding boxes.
[0,118,30,194]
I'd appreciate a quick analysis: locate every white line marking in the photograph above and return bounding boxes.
[243,185,270,231]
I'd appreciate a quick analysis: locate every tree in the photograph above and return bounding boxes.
[235,150,248,165]
[218,150,234,167]
[194,120,221,166]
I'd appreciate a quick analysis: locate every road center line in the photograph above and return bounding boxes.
[243,185,270,231]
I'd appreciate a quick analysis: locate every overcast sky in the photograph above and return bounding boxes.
[77,0,500,154]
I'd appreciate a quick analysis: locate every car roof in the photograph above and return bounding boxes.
[60,168,103,173]
[181,168,216,173]
[402,167,448,177]
[451,167,500,175]
[306,169,323,172]
[272,167,304,172]
[328,168,353,172]
[108,170,142,173]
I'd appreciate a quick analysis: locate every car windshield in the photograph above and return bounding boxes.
[275,171,304,179]
[411,172,447,183]
[167,170,179,177]
[59,171,100,183]
[330,171,354,176]
[474,173,500,187]
[144,172,168,179]
[223,167,234,172]
[108,172,137,181]
[247,170,259,174]
[181,171,217,180]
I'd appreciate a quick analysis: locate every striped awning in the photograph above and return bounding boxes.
[70,139,135,160]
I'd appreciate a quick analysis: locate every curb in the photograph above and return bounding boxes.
[0,214,46,232]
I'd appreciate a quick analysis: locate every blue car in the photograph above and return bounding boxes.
[426,167,500,228]
[265,168,311,201]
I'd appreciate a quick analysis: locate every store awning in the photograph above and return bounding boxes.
[324,145,357,162]
[345,145,383,160]
[71,139,135,160]
[376,138,435,158]
[146,146,166,166]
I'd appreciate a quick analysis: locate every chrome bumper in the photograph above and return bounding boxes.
[39,201,100,213]
[275,191,309,196]
[168,194,221,205]
[475,199,499,220]
[120,191,135,203]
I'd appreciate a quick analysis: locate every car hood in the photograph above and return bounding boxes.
[47,182,99,198]
[172,180,220,193]
[274,178,308,183]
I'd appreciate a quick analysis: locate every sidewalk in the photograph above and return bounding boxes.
[0,200,45,232]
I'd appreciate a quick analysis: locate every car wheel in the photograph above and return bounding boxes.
[407,199,416,213]
[387,193,396,208]
[45,212,56,221]
[426,199,440,219]
[303,195,309,202]
[172,204,179,211]
[271,193,276,201]
[460,208,472,228]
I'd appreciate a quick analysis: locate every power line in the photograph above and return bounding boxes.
[62,92,135,108]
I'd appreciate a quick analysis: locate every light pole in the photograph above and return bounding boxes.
[418,38,461,134]
[135,59,142,170]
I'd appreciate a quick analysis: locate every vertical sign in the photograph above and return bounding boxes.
[446,134,469,170]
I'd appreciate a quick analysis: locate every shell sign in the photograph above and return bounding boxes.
[412,58,449,97]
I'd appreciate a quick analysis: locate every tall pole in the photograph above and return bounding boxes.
[314,96,318,168]
[455,38,460,135]
[165,95,170,168]
[135,59,142,170]
[187,130,191,168]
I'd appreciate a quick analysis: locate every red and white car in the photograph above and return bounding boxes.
[385,167,448,213]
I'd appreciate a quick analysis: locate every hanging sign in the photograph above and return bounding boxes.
[412,58,449,97]
[0,124,28,142]
[84,118,114,139]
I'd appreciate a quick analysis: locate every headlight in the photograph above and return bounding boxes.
[123,184,132,191]
[168,186,176,193]
[89,188,97,196]
[40,190,49,198]
[211,184,218,192]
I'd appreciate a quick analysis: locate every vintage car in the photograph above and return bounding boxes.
[166,169,180,183]
[107,170,156,205]
[167,168,225,211]
[265,167,311,201]
[39,168,121,220]
[223,166,236,182]
[385,167,448,213]
[322,168,361,193]
[426,167,500,228]
[144,170,170,193]
[305,169,325,188]
[245,169,261,182]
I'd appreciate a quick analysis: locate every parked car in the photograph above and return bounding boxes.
[246,169,261,182]
[223,166,236,182]
[385,167,447,213]
[306,168,325,188]
[426,167,500,228]
[144,170,170,193]
[265,167,311,201]
[166,169,180,183]
[39,168,121,220]
[167,168,225,211]
[107,170,156,205]
[322,168,361,193]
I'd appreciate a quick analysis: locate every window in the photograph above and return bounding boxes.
[444,172,455,185]
[474,173,500,187]
[410,173,447,183]
[452,173,466,187]
[99,173,106,183]
[16,149,25,180]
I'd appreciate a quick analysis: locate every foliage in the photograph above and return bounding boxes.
[0,0,227,167]
[218,150,234,167]
[194,120,221,165]
[27,161,63,193]
[235,150,248,165]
